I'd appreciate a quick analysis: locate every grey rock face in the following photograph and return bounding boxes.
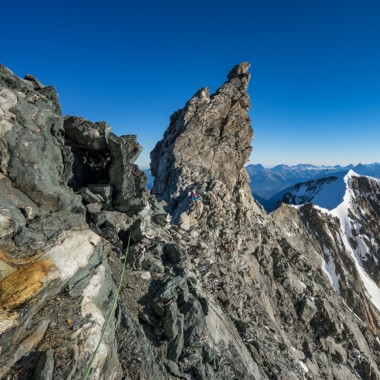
[346,175,380,283]
[108,134,148,214]
[0,66,124,379]
[64,116,149,215]
[0,66,83,213]
[64,116,110,151]
[299,298,318,323]
[151,62,253,203]
[0,173,38,238]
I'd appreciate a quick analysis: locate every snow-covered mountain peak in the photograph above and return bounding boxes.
[345,169,361,183]
[346,169,359,177]
[280,171,347,211]
[277,171,380,313]
[278,170,374,212]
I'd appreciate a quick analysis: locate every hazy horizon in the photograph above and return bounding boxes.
[139,161,380,171]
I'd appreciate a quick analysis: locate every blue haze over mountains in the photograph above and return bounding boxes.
[247,162,380,199]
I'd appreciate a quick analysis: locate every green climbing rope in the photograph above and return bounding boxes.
[82,234,131,380]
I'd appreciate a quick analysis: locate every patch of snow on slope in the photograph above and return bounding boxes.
[286,172,347,210]
[298,360,309,373]
[356,235,371,262]
[313,205,329,214]
[321,247,340,294]
[309,174,346,210]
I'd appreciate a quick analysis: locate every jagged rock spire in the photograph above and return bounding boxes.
[150,62,254,210]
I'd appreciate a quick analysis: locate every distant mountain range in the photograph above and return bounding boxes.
[247,162,380,200]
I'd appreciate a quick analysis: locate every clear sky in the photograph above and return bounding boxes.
[2,0,379,168]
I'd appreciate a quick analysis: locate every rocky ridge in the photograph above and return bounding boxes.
[0,63,379,379]
[151,63,380,378]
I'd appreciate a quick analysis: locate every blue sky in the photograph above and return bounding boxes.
[2,0,380,168]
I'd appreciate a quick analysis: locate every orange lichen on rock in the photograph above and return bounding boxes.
[0,250,17,266]
[0,250,17,280]
[0,259,55,310]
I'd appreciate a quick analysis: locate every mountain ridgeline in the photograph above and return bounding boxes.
[0,63,380,380]
[247,163,380,201]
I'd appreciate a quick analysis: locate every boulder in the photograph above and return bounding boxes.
[79,187,104,204]
[88,184,113,207]
[320,337,347,364]
[178,212,190,230]
[165,244,188,264]
[299,298,318,323]
[108,134,148,214]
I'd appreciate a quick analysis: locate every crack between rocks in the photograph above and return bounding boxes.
[208,107,232,175]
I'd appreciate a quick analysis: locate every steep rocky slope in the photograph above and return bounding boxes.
[272,171,380,315]
[0,63,380,380]
[151,63,380,379]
